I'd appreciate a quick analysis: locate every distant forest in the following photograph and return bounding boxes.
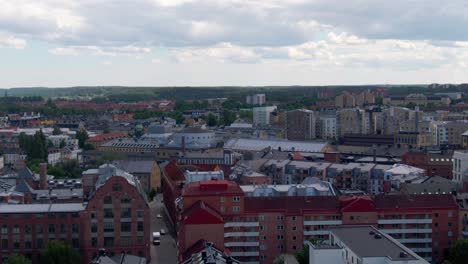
[0,84,464,102]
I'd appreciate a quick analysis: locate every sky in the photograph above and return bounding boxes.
[1,0,468,87]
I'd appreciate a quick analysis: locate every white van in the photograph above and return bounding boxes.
[152,232,161,245]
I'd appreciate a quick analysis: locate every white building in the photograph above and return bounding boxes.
[47,135,79,149]
[453,150,468,185]
[253,106,277,127]
[246,94,266,105]
[47,149,61,166]
[319,115,337,139]
[309,226,429,264]
[171,126,217,149]
[184,170,224,183]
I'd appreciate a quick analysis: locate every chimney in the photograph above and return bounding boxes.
[39,163,48,189]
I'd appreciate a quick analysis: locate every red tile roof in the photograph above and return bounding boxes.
[182,200,224,225]
[183,180,243,197]
[244,196,341,215]
[88,132,127,142]
[374,194,458,210]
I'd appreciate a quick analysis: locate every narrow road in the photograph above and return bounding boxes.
[150,194,177,264]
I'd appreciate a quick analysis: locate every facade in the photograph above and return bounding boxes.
[253,106,277,127]
[0,164,150,264]
[112,160,161,192]
[246,94,266,105]
[383,94,451,106]
[309,226,429,264]
[335,91,375,108]
[286,109,317,141]
[453,150,468,191]
[394,132,433,149]
[171,127,217,149]
[317,114,337,140]
[402,152,453,179]
[178,180,458,264]
[336,108,366,137]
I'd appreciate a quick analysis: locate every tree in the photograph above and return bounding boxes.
[76,129,88,149]
[221,110,236,126]
[18,131,48,161]
[406,102,417,109]
[52,126,62,135]
[40,240,80,264]
[59,139,66,148]
[446,239,468,264]
[6,254,31,264]
[206,113,218,127]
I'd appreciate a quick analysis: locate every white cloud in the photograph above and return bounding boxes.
[49,45,151,57]
[0,34,26,49]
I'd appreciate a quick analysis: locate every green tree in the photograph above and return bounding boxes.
[59,139,66,148]
[239,109,253,120]
[76,129,88,148]
[52,126,62,135]
[40,240,80,264]
[6,254,31,264]
[406,102,417,109]
[206,113,218,126]
[446,239,468,264]
[18,131,48,161]
[221,110,236,126]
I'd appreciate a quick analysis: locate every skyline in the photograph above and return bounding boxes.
[2,0,468,87]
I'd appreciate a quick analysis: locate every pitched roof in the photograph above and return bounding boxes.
[182,201,224,225]
[340,196,376,212]
[88,132,127,142]
[244,196,341,214]
[112,160,156,174]
[164,160,221,183]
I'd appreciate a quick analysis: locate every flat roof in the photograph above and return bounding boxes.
[331,226,421,261]
[0,203,85,214]
[224,138,327,153]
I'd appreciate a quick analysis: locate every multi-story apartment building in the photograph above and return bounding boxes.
[285,109,317,141]
[453,150,468,191]
[336,109,366,137]
[317,113,337,139]
[0,164,150,264]
[178,180,458,264]
[246,94,266,105]
[335,90,375,108]
[402,151,453,179]
[382,107,422,135]
[253,106,277,127]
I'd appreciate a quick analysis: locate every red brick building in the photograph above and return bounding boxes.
[402,151,453,179]
[178,180,459,263]
[0,164,150,264]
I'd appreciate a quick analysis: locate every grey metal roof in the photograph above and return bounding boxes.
[112,160,156,174]
[0,203,85,214]
[330,226,421,261]
[224,138,327,153]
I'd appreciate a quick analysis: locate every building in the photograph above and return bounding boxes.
[453,150,468,191]
[180,240,240,264]
[0,164,150,264]
[383,94,451,106]
[253,106,277,127]
[90,250,146,264]
[171,127,218,149]
[286,109,317,141]
[177,150,237,166]
[178,180,458,263]
[224,138,329,154]
[309,226,429,264]
[394,132,432,149]
[246,94,266,105]
[402,152,453,179]
[112,160,161,192]
[335,90,375,108]
[87,132,128,149]
[462,130,468,149]
[336,109,366,137]
[400,176,457,195]
[98,138,159,153]
[317,114,337,140]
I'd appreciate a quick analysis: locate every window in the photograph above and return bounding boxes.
[277,225,284,230]
[0,225,7,234]
[104,222,114,233]
[233,196,240,202]
[448,231,453,237]
[292,216,297,221]
[137,222,144,232]
[259,215,265,221]
[121,236,132,246]
[293,236,297,241]
[91,223,98,233]
[278,245,284,250]
[261,236,267,240]
[292,226,297,231]
[72,224,79,233]
[12,225,19,234]
[104,208,114,218]
[350,216,354,220]
[36,225,43,234]
[260,245,267,250]
[137,236,144,245]
[121,197,131,204]
[277,215,284,221]
[104,237,114,247]
[220,197,225,203]
[277,235,284,240]
[37,238,43,249]
[293,246,297,250]
[104,196,112,204]
[112,183,122,192]
[137,210,144,218]
[60,224,67,233]
[434,213,439,217]
[90,211,96,219]
[92,238,98,247]
[48,224,55,234]
[1,239,7,249]
[260,226,265,231]
[25,225,31,235]
[448,211,453,217]
[121,222,131,232]
[121,208,132,218]
[448,222,452,227]
[233,206,240,212]
[72,238,79,248]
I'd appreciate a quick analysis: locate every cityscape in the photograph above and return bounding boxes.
[1,1,468,264]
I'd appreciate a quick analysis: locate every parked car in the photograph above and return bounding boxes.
[156,214,162,219]
[160,229,166,235]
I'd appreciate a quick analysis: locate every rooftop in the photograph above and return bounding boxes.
[330,226,424,262]
[0,203,85,214]
[224,138,327,153]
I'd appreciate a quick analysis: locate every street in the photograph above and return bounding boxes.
[150,194,177,264]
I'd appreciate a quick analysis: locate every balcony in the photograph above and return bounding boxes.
[303,220,342,226]
[410,248,432,253]
[224,222,259,228]
[224,232,259,237]
[225,242,260,247]
[397,238,432,243]
[230,251,260,257]
[380,228,432,234]
[377,219,432,224]
[303,230,329,236]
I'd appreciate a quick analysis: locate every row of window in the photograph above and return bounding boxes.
[91,222,144,233]
[0,224,79,235]
[90,209,144,219]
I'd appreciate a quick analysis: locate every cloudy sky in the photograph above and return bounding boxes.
[1,0,468,87]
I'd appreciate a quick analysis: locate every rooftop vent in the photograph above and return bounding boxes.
[399,251,408,258]
[369,231,375,235]
[374,234,382,239]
